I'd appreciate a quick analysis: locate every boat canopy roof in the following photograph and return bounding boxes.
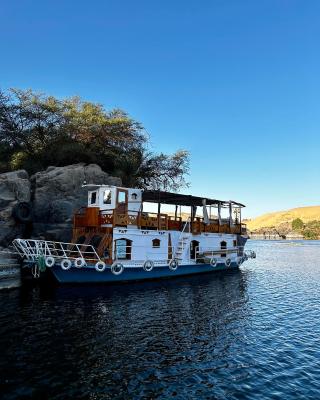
[142,190,245,208]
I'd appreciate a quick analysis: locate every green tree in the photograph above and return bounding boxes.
[0,88,189,190]
[292,218,304,231]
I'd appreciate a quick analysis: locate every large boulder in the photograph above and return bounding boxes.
[0,170,31,246]
[31,164,121,242]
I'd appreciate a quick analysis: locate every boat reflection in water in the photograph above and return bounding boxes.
[4,269,249,399]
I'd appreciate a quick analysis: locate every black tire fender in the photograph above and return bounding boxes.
[12,202,32,223]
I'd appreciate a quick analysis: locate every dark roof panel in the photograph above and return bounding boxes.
[142,190,245,208]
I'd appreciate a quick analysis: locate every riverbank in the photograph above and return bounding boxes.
[246,206,320,240]
[249,233,304,240]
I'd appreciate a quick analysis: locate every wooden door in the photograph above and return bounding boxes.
[116,189,128,214]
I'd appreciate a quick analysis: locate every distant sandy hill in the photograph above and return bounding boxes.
[247,205,320,231]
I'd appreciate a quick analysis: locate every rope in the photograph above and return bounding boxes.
[37,255,46,272]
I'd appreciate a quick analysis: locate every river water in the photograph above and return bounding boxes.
[1,240,320,399]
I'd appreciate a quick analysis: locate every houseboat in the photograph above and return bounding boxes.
[13,185,255,283]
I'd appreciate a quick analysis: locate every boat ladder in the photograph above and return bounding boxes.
[173,218,191,262]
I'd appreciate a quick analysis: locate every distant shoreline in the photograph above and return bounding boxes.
[249,237,319,241]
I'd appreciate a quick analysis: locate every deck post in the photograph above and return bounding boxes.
[157,202,161,229]
[229,202,232,233]
[218,202,221,233]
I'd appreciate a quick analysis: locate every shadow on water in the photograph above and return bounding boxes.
[1,270,250,399]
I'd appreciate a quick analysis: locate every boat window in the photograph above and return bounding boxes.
[103,189,112,205]
[118,191,126,204]
[90,191,97,205]
[152,239,160,248]
[115,238,132,260]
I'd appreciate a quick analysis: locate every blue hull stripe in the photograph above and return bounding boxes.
[51,263,239,283]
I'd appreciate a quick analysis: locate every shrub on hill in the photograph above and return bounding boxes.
[303,229,318,240]
[300,220,320,240]
[292,218,304,231]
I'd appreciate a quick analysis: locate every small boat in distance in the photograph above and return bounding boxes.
[13,185,256,283]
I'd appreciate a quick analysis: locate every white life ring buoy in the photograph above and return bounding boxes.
[45,256,55,268]
[225,258,232,267]
[143,260,154,272]
[169,259,178,271]
[95,261,106,272]
[74,257,86,268]
[61,259,72,270]
[111,262,124,275]
[210,257,217,267]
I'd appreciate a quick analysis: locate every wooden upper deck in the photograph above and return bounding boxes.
[73,185,247,235]
[73,207,247,235]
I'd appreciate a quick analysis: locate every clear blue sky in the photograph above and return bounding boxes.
[1,0,319,217]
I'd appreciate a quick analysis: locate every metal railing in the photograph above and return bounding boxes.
[12,239,255,267]
[195,246,255,262]
[13,239,101,263]
[112,243,251,263]
[195,246,242,262]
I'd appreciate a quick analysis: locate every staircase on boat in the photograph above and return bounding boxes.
[174,234,191,262]
[173,218,192,262]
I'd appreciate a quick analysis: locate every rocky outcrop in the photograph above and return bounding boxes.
[0,164,121,246]
[31,164,121,242]
[0,170,31,246]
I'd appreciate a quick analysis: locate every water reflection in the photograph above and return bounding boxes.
[4,241,320,399]
[1,271,250,399]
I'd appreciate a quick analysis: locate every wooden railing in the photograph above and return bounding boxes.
[74,207,246,235]
[168,216,182,231]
